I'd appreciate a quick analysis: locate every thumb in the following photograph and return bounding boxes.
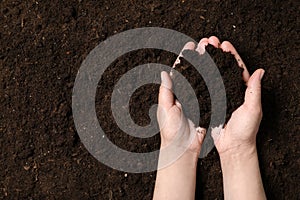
[244,69,265,109]
[158,71,174,110]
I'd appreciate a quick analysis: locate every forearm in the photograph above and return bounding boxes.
[220,145,266,200]
[153,150,198,200]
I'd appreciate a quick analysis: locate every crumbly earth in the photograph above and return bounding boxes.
[175,46,245,128]
[1,0,299,199]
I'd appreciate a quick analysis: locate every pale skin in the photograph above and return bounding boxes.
[153,71,206,200]
[153,37,266,200]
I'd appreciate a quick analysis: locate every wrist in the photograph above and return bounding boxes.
[160,133,201,162]
[177,150,199,168]
[219,144,257,165]
[158,146,199,170]
[154,147,198,200]
[219,144,266,200]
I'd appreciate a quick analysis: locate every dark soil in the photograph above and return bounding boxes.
[175,46,245,128]
[1,0,299,199]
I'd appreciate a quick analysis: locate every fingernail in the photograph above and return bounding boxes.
[161,71,166,84]
[260,70,265,80]
[161,71,172,90]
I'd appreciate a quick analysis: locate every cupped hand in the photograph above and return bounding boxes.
[212,68,265,156]
[200,37,266,156]
[157,71,206,155]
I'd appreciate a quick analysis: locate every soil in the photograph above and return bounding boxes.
[1,0,299,199]
[175,46,245,128]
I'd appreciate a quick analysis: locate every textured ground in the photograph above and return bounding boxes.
[1,0,299,199]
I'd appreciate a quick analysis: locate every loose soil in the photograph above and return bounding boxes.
[1,0,299,199]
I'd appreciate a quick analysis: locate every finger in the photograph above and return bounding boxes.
[159,71,174,110]
[220,41,250,82]
[196,36,220,55]
[172,41,196,68]
[208,36,221,48]
[195,37,209,55]
[244,69,265,109]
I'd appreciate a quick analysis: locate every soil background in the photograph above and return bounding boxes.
[1,0,299,199]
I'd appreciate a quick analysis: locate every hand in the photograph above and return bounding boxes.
[212,68,265,156]
[154,71,206,200]
[214,67,266,200]
[157,71,206,156]
[202,36,266,200]
[197,36,265,157]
